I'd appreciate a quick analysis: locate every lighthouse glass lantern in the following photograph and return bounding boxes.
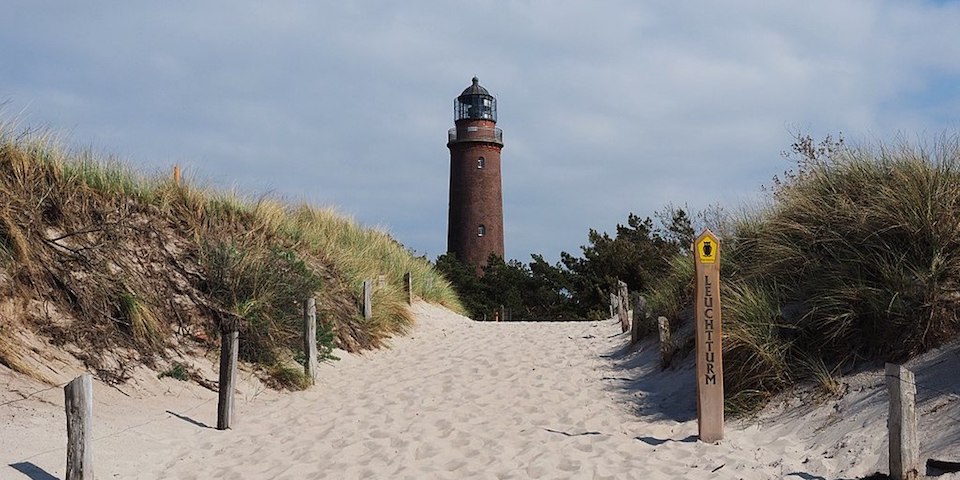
[455,77,497,121]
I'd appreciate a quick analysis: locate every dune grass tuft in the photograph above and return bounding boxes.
[645,135,960,414]
[116,290,163,348]
[0,120,463,385]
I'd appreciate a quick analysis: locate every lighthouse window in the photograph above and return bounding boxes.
[477,157,485,169]
[478,224,486,237]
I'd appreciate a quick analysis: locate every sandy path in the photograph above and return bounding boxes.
[153,303,670,479]
[3,301,959,479]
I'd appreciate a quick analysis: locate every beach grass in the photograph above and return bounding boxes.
[0,121,462,386]
[646,135,960,413]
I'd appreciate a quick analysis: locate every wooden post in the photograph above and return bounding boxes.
[617,280,630,333]
[630,295,647,344]
[886,363,920,480]
[173,165,181,184]
[363,279,373,320]
[694,229,724,442]
[217,329,239,430]
[499,304,505,323]
[377,274,386,289]
[609,293,617,319]
[658,316,672,366]
[64,374,93,480]
[303,298,318,385]
[404,272,413,305]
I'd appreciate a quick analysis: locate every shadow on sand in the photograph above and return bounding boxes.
[9,462,59,480]
[598,326,697,423]
[634,434,697,446]
[166,410,213,429]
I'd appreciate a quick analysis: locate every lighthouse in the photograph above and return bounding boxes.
[446,77,505,272]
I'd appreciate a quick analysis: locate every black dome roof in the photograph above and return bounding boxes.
[460,77,491,97]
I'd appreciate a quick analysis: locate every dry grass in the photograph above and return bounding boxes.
[645,136,960,414]
[0,334,37,378]
[742,138,960,361]
[116,291,163,348]
[0,210,30,266]
[0,120,463,385]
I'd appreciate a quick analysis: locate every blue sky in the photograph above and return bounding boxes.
[3,1,960,262]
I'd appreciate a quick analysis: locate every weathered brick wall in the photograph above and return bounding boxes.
[447,118,504,272]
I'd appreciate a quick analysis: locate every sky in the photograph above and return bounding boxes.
[3,1,960,263]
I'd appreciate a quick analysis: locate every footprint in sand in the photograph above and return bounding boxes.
[557,457,582,472]
[450,430,472,447]
[572,439,594,453]
[414,443,439,460]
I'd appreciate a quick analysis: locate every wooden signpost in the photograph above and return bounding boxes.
[694,229,724,442]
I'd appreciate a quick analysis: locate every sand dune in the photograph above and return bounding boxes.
[2,301,958,479]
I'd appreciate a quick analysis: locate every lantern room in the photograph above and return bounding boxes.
[455,77,497,122]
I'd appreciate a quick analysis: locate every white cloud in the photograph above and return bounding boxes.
[2,1,960,262]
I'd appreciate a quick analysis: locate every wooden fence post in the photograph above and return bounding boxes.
[657,316,672,366]
[217,329,239,430]
[886,363,920,480]
[617,280,630,333]
[303,297,318,385]
[404,272,413,305]
[363,279,373,320]
[609,292,617,319]
[64,374,93,480]
[630,294,647,344]
[377,274,386,289]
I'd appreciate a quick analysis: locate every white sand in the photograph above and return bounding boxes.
[2,301,958,479]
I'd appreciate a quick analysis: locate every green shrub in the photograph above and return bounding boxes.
[158,362,190,381]
[266,363,311,391]
[199,240,324,364]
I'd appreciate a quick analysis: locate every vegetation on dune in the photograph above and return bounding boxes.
[3,114,955,415]
[437,209,697,320]
[439,132,960,414]
[0,123,461,387]
[644,134,960,413]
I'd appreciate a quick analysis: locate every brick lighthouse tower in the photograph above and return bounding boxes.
[447,77,505,272]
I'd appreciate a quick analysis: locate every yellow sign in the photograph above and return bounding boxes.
[696,233,718,264]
